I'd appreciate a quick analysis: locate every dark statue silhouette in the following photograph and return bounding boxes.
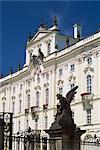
[54,86,78,128]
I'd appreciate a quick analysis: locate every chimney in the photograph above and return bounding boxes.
[73,23,82,39]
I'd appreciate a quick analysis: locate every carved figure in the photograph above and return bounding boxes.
[57,86,78,112]
[55,86,78,128]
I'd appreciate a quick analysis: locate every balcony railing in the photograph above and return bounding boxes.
[43,104,48,110]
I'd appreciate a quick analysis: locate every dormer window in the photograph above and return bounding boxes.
[47,43,51,55]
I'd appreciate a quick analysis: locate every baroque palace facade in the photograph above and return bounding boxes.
[0,20,100,142]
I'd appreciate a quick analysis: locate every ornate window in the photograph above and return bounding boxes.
[27,94,30,108]
[37,74,40,84]
[70,83,75,90]
[46,88,49,105]
[20,84,22,91]
[13,87,15,93]
[28,80,31,87]
[45,116,48,129]
[70,64,75,72]
[36,92,39,107]
[59,68,63,76]
[87,57,92,65]
[47,43,51,55]
[87,75,92,93]
[59,87,63,95]
[87,109,91,124]
[19,100,22,113]
[46,73,49,81]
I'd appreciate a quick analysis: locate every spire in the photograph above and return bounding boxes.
[27,33,31,43]
[10,65,13,75]
[18,63,21,71]
[53,16,58,26]
[66,37,69,47]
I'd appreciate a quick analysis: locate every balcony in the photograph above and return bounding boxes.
[81,92,93,110]
[43,104,48,110]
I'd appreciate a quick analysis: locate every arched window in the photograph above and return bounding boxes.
[36,92,39,107]
[46,88,49,105]
[27,94,30,108]
[87,75,92,93]
[47,43,51,55]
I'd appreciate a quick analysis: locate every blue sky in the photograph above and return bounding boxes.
[0,1,100,76]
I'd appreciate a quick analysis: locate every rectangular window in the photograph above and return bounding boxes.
[26,119,29,129]
[20,84,22,91]
[59,87,63,95]
[18,120,20,132]
[45,116,48,129]
[12,102,15,114]
[59,68,63,76]
[13,87,15,93]
[3,102,5,112]
[87,109,91,124]
[36,92,39,107]
[19,100,22,113]
[46,88,49,105]
[70,64,75,72]
[27,95,30,108]
[70,83,75,90]
[35,120,38,130]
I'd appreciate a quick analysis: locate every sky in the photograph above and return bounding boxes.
[0,1,100,76]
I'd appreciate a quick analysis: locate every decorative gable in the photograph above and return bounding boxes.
[28,30,51,45]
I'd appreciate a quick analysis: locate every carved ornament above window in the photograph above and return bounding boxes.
[84,67,94,73]
[44,82,49,88]
[12,96,16,100]
[57,80,64,86]
[26,89,30,93]
[2,97,6,100]
[68,76,76,82]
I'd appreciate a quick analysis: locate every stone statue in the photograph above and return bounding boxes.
[55,86,78,128]
[57,86,78,112]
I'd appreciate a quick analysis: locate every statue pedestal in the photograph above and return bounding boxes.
[45,126,85,150]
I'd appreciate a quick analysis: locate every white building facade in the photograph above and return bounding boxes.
[0,21,100,143]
